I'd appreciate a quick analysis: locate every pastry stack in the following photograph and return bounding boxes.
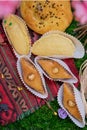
[3,14,48,98]
[2,0,86,128]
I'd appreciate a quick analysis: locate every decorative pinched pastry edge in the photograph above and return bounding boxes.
[40,30,85,59]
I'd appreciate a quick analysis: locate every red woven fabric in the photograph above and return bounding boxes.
[0,83,17,125]
[0,24,79,125]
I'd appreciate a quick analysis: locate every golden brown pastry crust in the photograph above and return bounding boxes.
[20,58,45,94]
[38,59,72,79]
[20,0,73,34]
[63,83,82,122]
[3,14,31,55]
[31,33,75,57]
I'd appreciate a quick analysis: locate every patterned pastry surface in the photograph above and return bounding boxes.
[63,83,82,122]
[20,58,45,94]
[20,0,73,34]
[38,59,72,80]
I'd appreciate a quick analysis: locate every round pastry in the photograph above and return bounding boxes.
[20,0,73,34]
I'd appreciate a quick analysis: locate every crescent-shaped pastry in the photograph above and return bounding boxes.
[31,33,75,57]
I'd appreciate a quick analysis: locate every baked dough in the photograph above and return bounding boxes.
[63,83,82,122]
[3,14,31,55]
[20,58,45,94]
[20,0,73,34]
[31,33,75,57]
[38,59,72,80]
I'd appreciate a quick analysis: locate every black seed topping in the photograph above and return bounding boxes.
[56,22,59,26]
[39,26,41,28]
[36,3,43,11]
[52,3,55,8]
[60,4,62,6]
[55,16,58,18]
[33,5,35,8]
[45,15,47,19]
[45,0,50,4]
[39,2,41,5]
[40,16,43,19]
[49,11,52,15]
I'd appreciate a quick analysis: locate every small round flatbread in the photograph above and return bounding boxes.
[20,0,73,34]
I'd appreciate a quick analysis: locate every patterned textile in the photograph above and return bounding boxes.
[0,24,79,125]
